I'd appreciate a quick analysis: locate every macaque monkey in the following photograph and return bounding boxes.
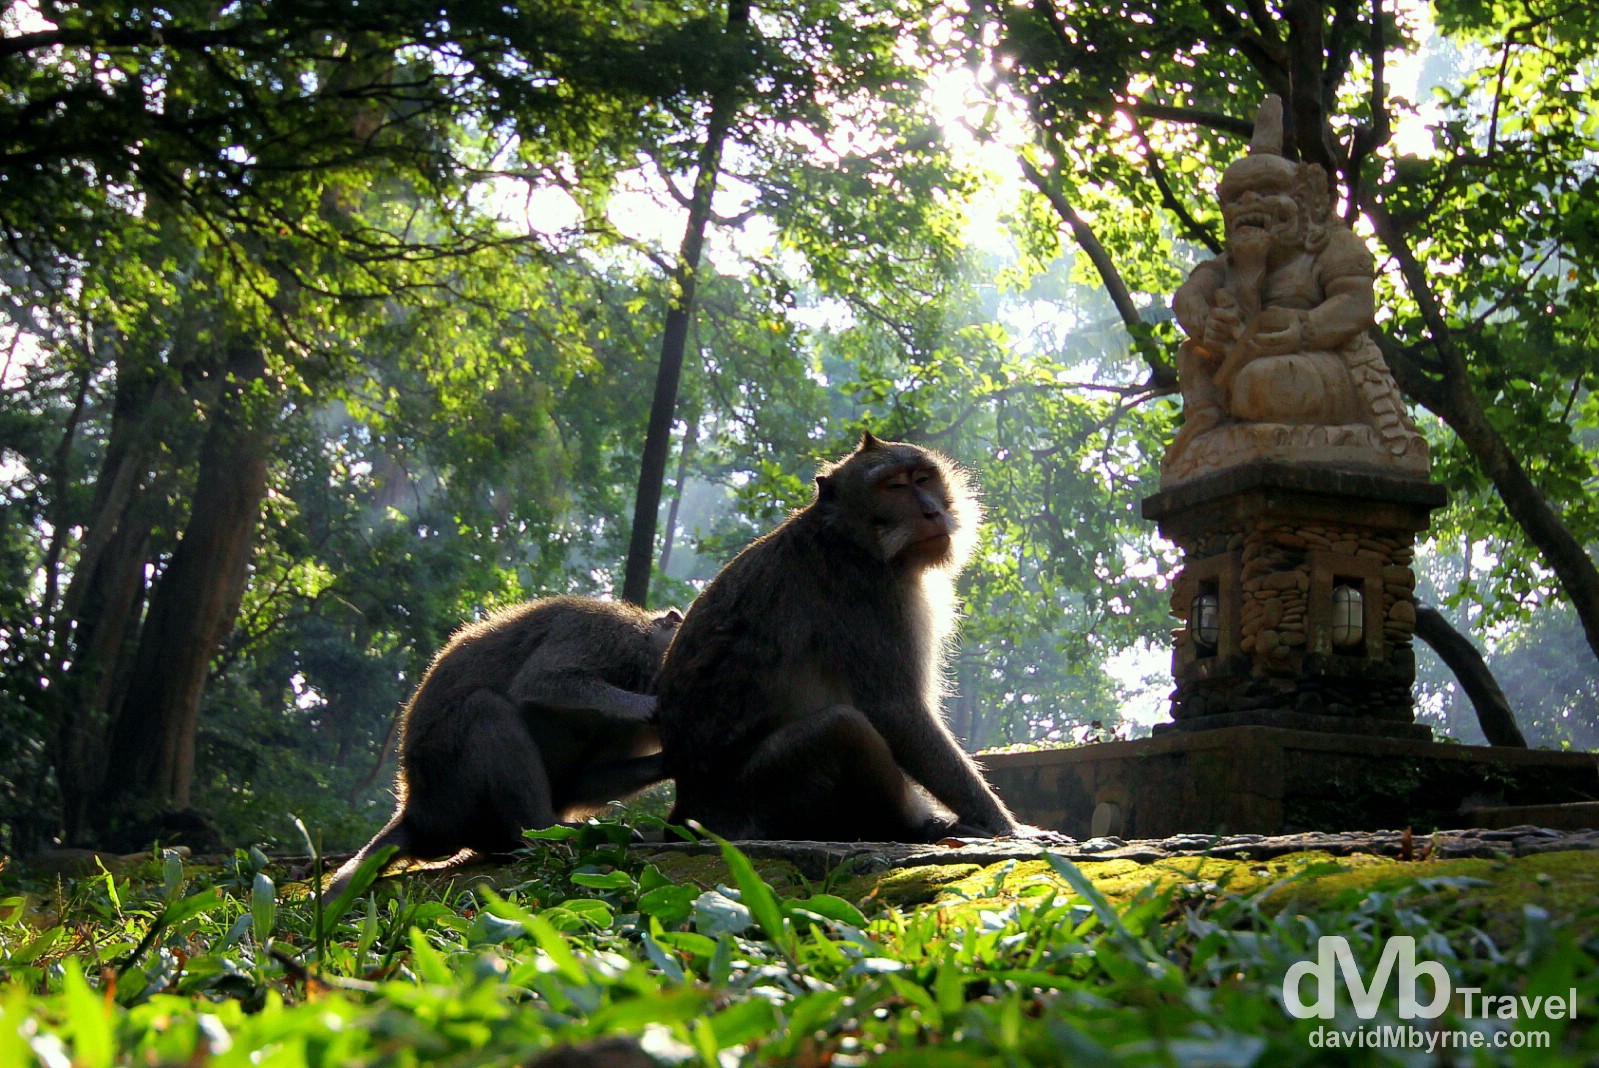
[324,596,682,897]
[655,431,1029,842]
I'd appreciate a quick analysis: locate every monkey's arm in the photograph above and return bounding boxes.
[874,703,1019,836]
[510,669,657,722]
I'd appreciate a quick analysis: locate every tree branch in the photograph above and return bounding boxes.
[1127,100,1252,138]
[1128,113,1224,256]
[1201,0,1290,96]
[1018,155,1177,390]
[1344,0,1391,222]
[1017,157,1141,330]
[1414,605,1526,747]
[0,25,241,59]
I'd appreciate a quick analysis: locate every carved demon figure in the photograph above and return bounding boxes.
[1164,96,1427,484]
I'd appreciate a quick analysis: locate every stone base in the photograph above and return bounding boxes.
[981,726,1599,840]
[1153,708,1432,739]
[1161,421,1430,487]
[1461,802,1599,832]
[1142,462,1447,730]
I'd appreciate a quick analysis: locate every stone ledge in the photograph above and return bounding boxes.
[638,825,1599,879]
[1462,802,1599,832]
[1142,460,1447,522]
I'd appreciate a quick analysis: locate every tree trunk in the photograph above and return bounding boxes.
[96,344,272,823]
[55,514,152,840]
[656,417,698,579]
[1413,605,1527,748]
[621,0,749,607]
[1364,204,1599,669]
[50,362,178,840]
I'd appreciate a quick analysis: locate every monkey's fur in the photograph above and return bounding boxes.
[656,432,1025,842]
[325,596,681,897]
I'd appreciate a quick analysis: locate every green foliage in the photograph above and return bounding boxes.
[3,828,1598,1064]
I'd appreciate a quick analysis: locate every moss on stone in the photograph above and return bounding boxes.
[1265,849,1599,943]
[845,849,1599,941]
[861,863,983,907]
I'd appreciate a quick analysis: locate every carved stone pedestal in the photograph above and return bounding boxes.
[1141,461,1447,737]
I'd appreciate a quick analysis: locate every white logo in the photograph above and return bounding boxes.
[1285,936,1577,1023]
[1285,935,1448,1020]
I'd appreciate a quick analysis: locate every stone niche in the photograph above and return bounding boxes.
[1143,461,1447,737]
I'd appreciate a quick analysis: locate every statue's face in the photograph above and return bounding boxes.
[1219,158,1301,251]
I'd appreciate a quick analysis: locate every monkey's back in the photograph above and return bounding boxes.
[655,508,918,781]
[399,596,662,759]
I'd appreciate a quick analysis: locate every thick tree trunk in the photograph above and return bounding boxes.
[55,514,152,840]
[96,344,272,822]
[50,364,178,840]
[1366,204,1599,669]
[621,0,749,607]
[1413,605,1527,748]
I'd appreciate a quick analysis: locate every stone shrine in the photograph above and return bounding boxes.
[1145,463,1444,736]
[1144,95,1441,737]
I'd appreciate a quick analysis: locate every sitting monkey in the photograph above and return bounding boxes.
[323,596,681,897]
[656,432,1034,842]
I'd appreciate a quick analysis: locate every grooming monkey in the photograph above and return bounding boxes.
[324,596,681,897]
[656,432,1030,842]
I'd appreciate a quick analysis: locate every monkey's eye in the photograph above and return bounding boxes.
[914,472,933,486]
[883,478,910,491]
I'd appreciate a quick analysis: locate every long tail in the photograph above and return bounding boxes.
[320,812,412,902]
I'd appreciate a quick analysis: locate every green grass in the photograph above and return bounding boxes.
[2,821,1595,1066]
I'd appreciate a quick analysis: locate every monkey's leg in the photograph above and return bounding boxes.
[409,689,562,855]
[719,705,937,842]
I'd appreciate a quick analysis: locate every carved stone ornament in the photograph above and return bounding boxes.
[1162,95,1428,485]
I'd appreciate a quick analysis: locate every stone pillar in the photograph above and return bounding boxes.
[1143,463,1445,738]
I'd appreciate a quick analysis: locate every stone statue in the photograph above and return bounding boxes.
[1163,96,1428,485]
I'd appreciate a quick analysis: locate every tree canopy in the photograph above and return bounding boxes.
[0,0,1594,851]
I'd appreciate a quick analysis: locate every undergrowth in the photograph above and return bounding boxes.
[1,820,1594,1065]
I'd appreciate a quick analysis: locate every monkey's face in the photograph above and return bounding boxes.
[871,463,959,566]
[818,432,980,570]
[648,609,684,660]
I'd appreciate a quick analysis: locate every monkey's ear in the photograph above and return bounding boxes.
[859,430,885,451]
[815,474,836,501]
[656,608,684,626]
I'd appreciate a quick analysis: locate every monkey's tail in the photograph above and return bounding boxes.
[320,814,413,902]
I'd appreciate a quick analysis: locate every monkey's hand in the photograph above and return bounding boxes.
[1004,823,1075,845]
